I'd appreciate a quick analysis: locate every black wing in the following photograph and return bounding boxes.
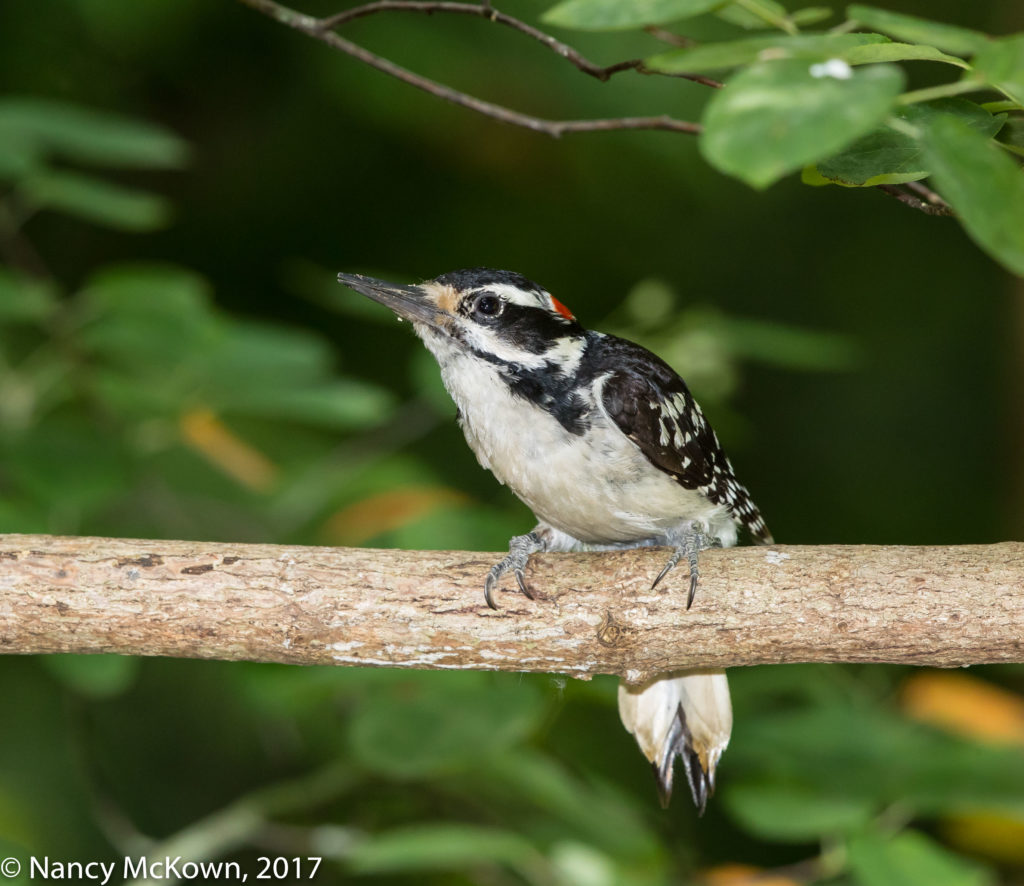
[591,334,773,544]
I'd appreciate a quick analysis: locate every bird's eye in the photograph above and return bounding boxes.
[474,294,503,317]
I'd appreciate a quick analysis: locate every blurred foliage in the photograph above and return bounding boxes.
[0,0,1023,884]
[543,0,1024,275]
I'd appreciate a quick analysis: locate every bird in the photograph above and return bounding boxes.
[337,267,772,812]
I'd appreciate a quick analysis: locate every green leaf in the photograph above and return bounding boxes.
[725,783,875,841]
[727,699,1024,817]
[847,830,993,886]
[845,42,968,68]
[348,672,545,778]
[983,100,1024,113]
[700,58,904,188]
[40,655,139,699]
[204,322,336,387]
[997,116,1024,157]
[542,0,726,31]
[219,381,396,430]
[80,264,214,368]
[790,6,832,26]
[647,32,888,74]
[716,1,831,30]
[21,171,172,231]
[349,824,540,875]
[845,5,990,57]
[6,417,132,513]
[972,35,1024,106]
[0,97,188,169]
[716,0,789,31]
[0,268,58,322]
[815,98,1003,187]
[922,115,1024,277]
[714,0,792,32]
[0,133,39,179]
[199,321,398,428]
[484,749,662,861]
[801,164,834,186]
[712,311,860,369]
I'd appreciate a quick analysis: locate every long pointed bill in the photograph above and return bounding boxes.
[337,272,443,328]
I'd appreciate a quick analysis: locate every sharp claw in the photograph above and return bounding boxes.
[651,554,678,591]
[484,573,500,610]
[687,545,700,609]
[653,523,711,603]
[485,531,546,609]
[515,569,535,600]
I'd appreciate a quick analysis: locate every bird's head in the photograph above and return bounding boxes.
[337,267,583,367]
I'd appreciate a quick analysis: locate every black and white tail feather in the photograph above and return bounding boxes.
[338,267,772,811]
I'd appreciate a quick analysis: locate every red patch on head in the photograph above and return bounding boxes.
[550,295,575,321]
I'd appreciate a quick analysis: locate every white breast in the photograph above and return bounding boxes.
[436,351,734,546]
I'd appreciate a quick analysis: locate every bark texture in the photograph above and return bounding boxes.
[1,534,1022,681]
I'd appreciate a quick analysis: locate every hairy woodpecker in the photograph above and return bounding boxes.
[338,267,772,811]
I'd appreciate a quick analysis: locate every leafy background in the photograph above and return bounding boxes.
[1,0,1024,883]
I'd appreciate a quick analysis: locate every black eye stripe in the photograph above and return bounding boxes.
[493,303,581,353]
[458,291,582,349]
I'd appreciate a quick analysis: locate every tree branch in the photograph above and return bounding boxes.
[234,0,704,136]
[876,182,954,217]
[317,1,723,88]
[233,0,962,217]
[3,534,1023,682]
[318,1,640,82]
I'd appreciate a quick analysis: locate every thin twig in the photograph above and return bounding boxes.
[904,179,953,211]
[235,0,703,136]
[317,0,720,86]
[637,64,722,88]
[876,183,955,217]
[319,0,630,82]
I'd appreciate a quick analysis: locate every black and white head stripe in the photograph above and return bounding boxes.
[433,267,578,325]
[435,267,545,295]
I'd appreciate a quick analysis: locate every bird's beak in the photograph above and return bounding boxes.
[337,272,443,328]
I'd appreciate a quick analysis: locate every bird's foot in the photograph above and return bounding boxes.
[651,521,721,609]
[485,531,545,610]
